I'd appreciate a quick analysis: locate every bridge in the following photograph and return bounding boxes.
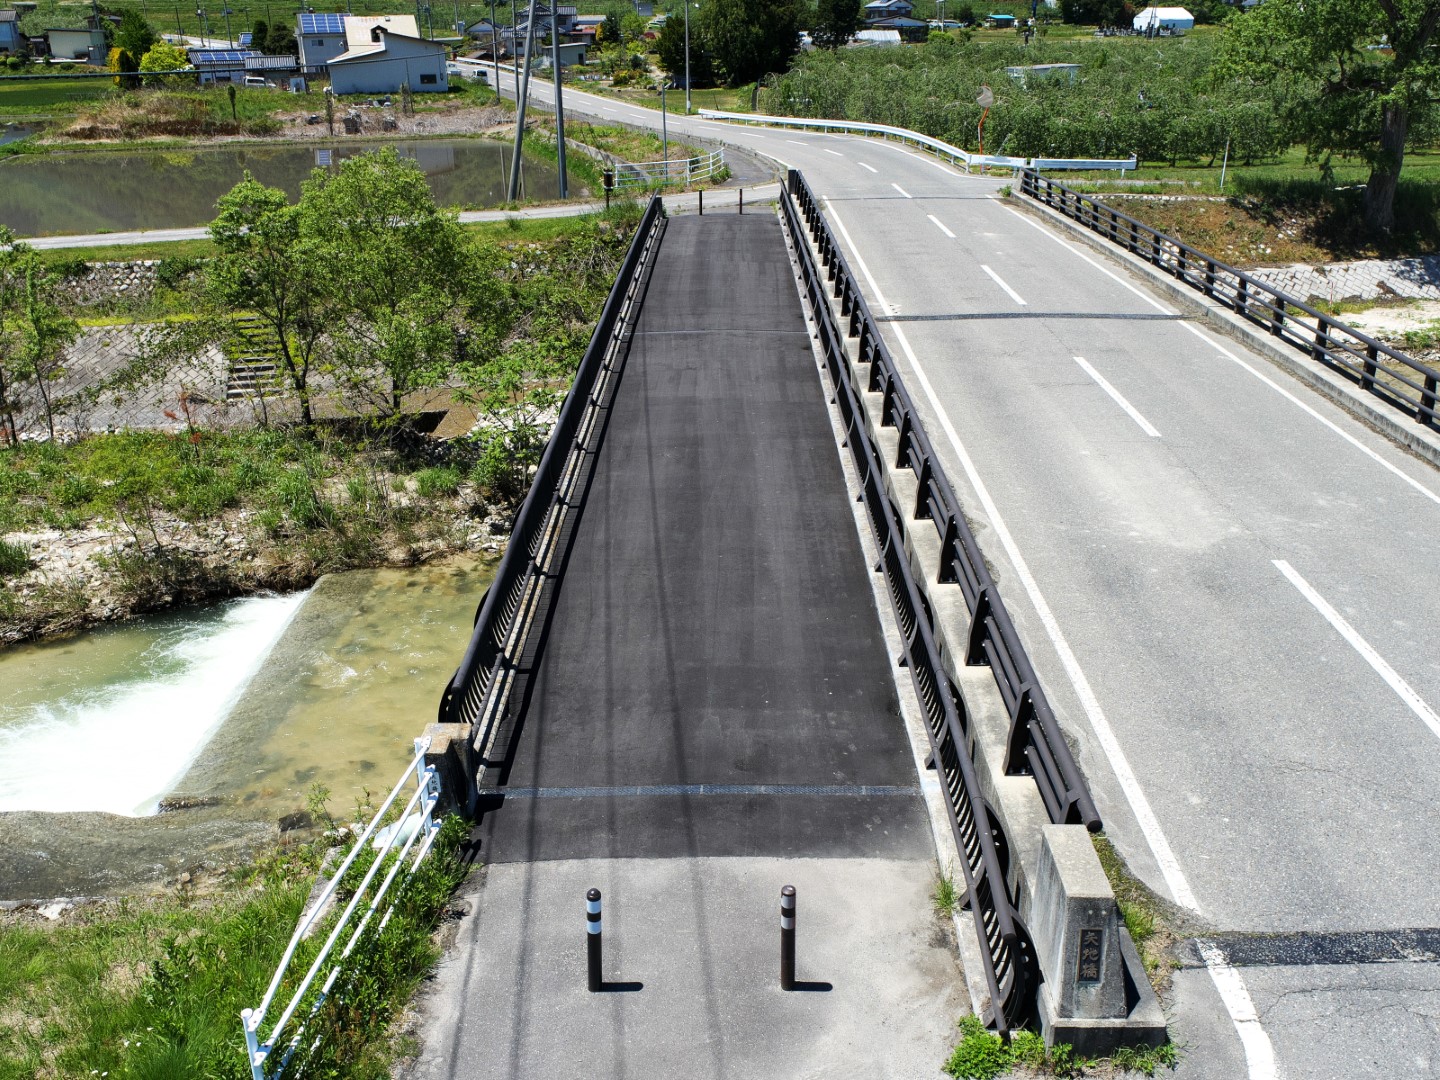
[393,87,1440,1080]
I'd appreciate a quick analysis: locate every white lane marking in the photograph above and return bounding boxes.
[858,161,878,173]
[824,148,844,157]
[892,183,912,199]
[981,264,1027,306]
[785,139,807,146]
[1001,204,1170,313]
[1275,560,1440,740]
[927,214,955,239]
[822,194,1280,1080]
[1185,324,1440,509]
[1003,202,1440,507]
[1074,356,1161,437]
[1199,944,1280,1080]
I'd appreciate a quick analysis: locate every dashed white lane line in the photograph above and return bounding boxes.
[858,161,878,173]
[823,148,844,157]
[1275,560,1440,741]
[892,183,912,198]
[785,139,807,146]
[821,194,1278,1080]
[927,214,955,239]
[1074,356,1161,437]
[981,263,1027,305]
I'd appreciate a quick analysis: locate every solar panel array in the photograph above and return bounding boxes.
[238,31,251,44]
[298,13,345,34]
[188,48,260,64]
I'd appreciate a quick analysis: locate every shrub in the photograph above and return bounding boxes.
[945,1016,1011,1080]
[155,255,202,288]
[415,465,462,498]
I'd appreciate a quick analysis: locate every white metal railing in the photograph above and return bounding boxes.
[610,148,726,189]
[697,110,1137,174]
[240,737,442,1080]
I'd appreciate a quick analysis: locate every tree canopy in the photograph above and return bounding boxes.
[1221,0,1440,232]
[812,0,862,49]
[700,0,804,87]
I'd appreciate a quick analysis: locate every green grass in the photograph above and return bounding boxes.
[0,76,115,115]
[943,1014,1179,1079]
[932,873,959,918]
[0,538,30,576]
[0,816,471,1080]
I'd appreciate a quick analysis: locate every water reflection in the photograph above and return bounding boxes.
[0,137,566,236]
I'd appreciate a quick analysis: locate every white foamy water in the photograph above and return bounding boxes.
[0,592,307,816]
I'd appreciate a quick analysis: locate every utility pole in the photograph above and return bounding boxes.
[511,0,519,104]
[506,0,537,203]
[223,6,232,43]
[683,0,690,114]
[489,0,499,100]
[550,5,568,198]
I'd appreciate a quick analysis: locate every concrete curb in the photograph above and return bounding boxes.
[1009,194,1440,473]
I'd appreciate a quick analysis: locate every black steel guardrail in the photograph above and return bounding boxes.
[781,177,1037,1035]
[438,194,666,739]
[787,170,1101,835]
[1019,169,1440,431]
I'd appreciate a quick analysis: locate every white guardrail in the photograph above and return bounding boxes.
[697,109,1137,174]
[240,737,442,1080]
[612,148,726,189]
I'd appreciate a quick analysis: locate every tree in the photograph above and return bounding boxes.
[621,12,647,45]
[115,8,157,60]
[1222,0,1440,233]
[251,18,269,47]
[107,45,140,89]
[0,228,77,444]
[1058,0,1128,26]
[208,175,332,426]
[655,14,686,74]
[266,22,297,57]
[599,12,622,45]
[701,0,803,87]
[139,40,191,87]
[298,149,479,415]
[0,227,31,445]
[812,0,862,49]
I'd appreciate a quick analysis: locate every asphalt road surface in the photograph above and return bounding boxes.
[503,77,1440,1079]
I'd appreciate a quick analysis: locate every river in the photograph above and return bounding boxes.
[0,556,491,898]
[0,137,568,236]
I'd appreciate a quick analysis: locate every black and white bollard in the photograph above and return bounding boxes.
[586,888,603,992]
[780,885,796,990]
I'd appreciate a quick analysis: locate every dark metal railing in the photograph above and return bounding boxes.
[783,174,1039,1035]
[1019,170,1440,431]
[787,169,1101,835]
[438,194,666,741]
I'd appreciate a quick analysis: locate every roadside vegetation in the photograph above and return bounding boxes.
[943,1015,1179,1079]
[0,811,470,1079]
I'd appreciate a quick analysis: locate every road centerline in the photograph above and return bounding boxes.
[981,264,1027,306]
[1074,356,1161,437]
[823,148,844,157]
[927,214,956,238]
[858,161,879,173]
[893,183,912,199]
[1274,560,1440,741]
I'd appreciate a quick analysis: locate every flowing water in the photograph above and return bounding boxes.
[0,137,567,236]
[0,556,492,897]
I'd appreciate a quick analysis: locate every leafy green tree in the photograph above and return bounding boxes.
[655,14,686,74]
[207,175,332,427]
[0,229,77,443]
[621,11,647,45]
[266,22,297,57]
[599,12,622,46]
[1059,0,1127,26]
[115,8,157,61]
[298,149,481,415]
[812,0,862,49]
[701,0,803,87]
[139,40,191,87]
[0,227,32,445]
[1222,0,1440,232]
[251,18,270,47]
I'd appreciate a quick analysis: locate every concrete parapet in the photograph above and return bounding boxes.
[422,722,475,817]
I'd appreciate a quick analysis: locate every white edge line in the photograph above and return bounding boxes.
[1275,560,1440,738]
[822,196,1195,909]
[927,214,956,239]
[981,263,1027,306]
[858,161,879,174]
[1074,356,1161,438]
[824,193,1279,1080]
[1003,201,1440,508]
[893,183,912,199]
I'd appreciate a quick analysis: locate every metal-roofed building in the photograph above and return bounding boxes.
[188,48,261,84]
[327,27,447,94]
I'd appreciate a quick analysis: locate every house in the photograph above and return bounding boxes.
[188,47,259,83]
[45,27,101,61]
[538,40,588,66]
[328,27,448,94]
[851,28,901,46]
[863,0,914,23]
[0,9,23,53]
[869,15,928,41]
[1132,6,1194,31]
[296,12,348,70]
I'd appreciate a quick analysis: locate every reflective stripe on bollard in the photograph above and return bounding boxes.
[780,885,796,991]
[587,888,602,992]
